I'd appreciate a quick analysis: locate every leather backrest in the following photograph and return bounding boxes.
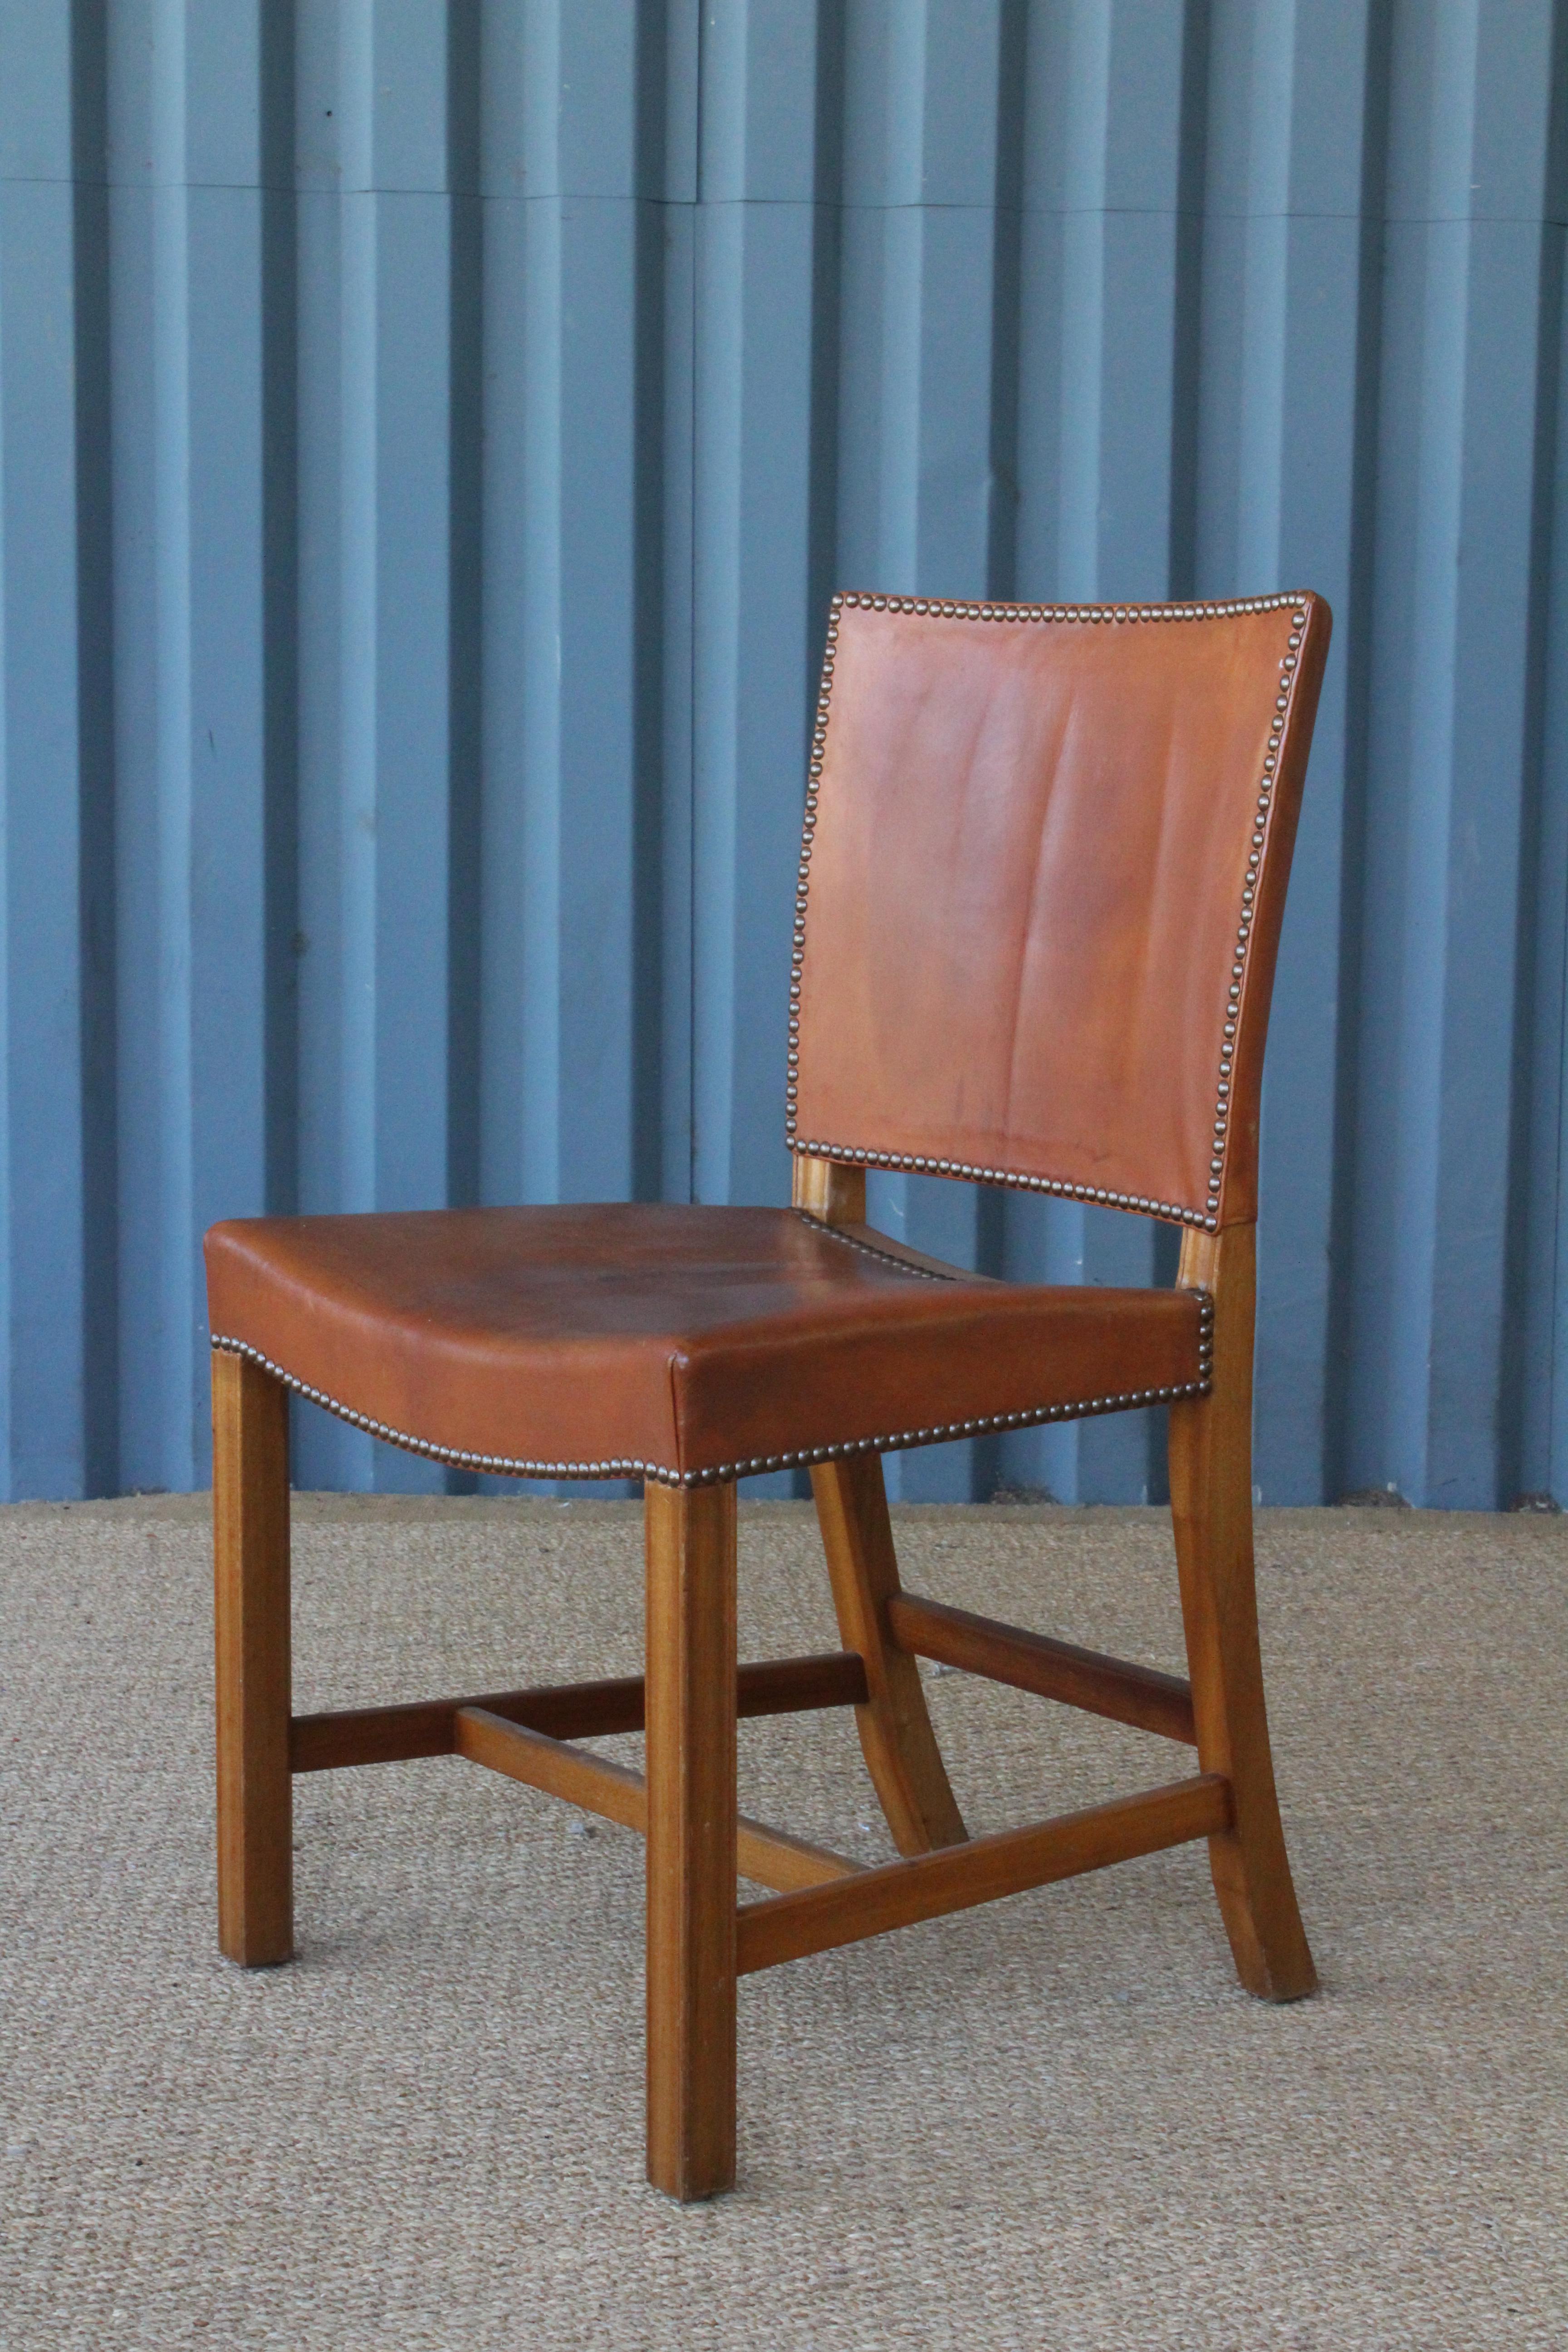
[789,593,1331,1231]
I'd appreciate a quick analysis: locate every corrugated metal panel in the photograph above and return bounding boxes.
[0,0,1563,1506]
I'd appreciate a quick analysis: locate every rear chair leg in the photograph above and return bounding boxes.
[213,1348,294,1967]
[812,1455,967,1855]
[645,1480,739,2200]
[1169,1225,1316,2001]
[791,1151,966,1854]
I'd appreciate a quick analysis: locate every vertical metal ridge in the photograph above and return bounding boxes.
[259,0,298,1243]
[0,7,88,1494]
[72,0,122,1500]
[445,0,484,1223]
[1514,0,1568,1503]
[1321,0,1397,1513]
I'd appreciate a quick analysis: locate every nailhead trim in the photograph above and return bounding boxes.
[210,1336,682,1485]
[787,593,1312,1234]
[211,1288,1213,1490]
[792,1208,958,1282]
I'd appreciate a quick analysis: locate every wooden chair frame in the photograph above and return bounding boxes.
[214,1147,1313,2202]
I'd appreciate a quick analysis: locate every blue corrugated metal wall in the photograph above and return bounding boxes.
[0,1,1564,1507]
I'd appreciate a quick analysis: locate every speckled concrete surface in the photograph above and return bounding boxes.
[1,1494,1563,2350]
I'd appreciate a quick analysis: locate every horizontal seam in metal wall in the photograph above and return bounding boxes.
[5,172,1559,231]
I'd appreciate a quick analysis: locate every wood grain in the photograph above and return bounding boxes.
[645,1480,739,2201]
[212,1349,293,1968]
[791,1153,968,1856]
[1169,1223,1317,2001]
[886,1592,1197,1744]
[737,1774,1232,1975]
[811,1456,969,1853]
[789,1157,973,1853]
[456,1705,646,1829]
[289,1650,869,1773]
[791,1150,867,1223]
[453,1704,861,1894]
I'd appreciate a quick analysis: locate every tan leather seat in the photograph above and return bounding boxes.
[208,588,1330,2206]
[206,1202,1208,1486]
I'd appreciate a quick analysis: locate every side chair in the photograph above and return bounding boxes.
[206,587,1330,2200]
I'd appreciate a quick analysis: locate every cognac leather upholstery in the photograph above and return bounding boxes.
[205,1205,1210,1486]
[789,593,1330,1229]
[206,592,1323,1485]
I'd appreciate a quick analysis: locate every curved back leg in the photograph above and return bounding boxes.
[812,1456,968,1853]
[1169,1225,1316,2000]
[794,1153,966,1856]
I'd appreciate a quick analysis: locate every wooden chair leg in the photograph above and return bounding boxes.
[213,1348,294,1967]
[790,1157,965,1855]
[645,1480,739,2200]
[811,1455,968,1855]
[1169,1225,1316,2001]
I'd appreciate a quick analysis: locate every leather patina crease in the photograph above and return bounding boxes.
[787,592,1325,1232]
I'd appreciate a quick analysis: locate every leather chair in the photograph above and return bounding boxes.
[207,588,1329,2200]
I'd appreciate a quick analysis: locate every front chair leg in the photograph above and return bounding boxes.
[645,1479,739,2200]
[1169,1225,1316,2001]
[213,1348,294,1966]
